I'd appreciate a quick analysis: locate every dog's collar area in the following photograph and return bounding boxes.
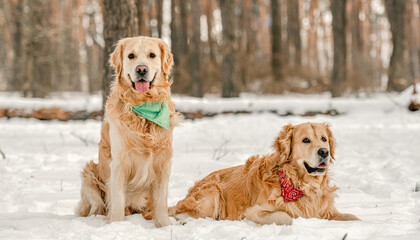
[304,162,326,174]
[131,102,171,129]
[278,170,304,202]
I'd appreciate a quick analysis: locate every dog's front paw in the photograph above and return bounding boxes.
[331,213,360,221]
[155,217,171,227]
[271,211,293,225]
[174,214,191,225]
[106,212,125,223]
[341,213,360,221]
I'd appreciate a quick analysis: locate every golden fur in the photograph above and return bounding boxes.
[170,123,359,225]
[76,36,182,227]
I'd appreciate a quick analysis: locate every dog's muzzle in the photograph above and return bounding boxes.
[304,160,327,174]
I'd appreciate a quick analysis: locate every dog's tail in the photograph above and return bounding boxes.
[75,161,106,217]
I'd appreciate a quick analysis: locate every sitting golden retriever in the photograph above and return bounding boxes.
[170,123,359,225]
[76,36,182,227]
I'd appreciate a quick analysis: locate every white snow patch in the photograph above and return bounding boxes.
[1,89,417,116]
[0,93,420,239]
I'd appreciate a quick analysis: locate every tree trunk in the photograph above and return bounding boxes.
[102,0,135,109]
[86,7,103,93]
[190,0,203,97]
[331,0,347,97]
[307,0,319,74]
[238,0,253,87]
[287,0,301,66]
[147,3,154,36]
[219,0,239,97]
[351,0,364,54]
[349,0,373,91]
[21,0,53,98]
[170,0,180,65]
[62,0,81,92]
[0,1,9,90]
[203,0,216,64]
[179,0,189,54]
[271,0,282,82]
[385,0,411,91]
[11,0,24,92]
[135,0,149,36]
[157,0,163,38]
[247,0,259,57]
[407,2,419,82]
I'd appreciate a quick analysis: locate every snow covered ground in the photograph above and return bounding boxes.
[0,85,416,116]
[0,93,419,239]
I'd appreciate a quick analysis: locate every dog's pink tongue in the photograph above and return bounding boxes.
[135,81,150,94]
[317,164,327,169]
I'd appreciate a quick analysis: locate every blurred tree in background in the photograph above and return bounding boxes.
[271,0,283,82]
[102,0,135,107]
[384,0,411,92]
[0,0,420,100]
[331,0,347,97]
[190,0,203,97]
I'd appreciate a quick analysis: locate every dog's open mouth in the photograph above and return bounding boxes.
[131,78,154,94]
[304,161,327,174]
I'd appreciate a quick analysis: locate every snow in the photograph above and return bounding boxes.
[0,92,103,113]
[0,93,419,239]
[1,85,418,116]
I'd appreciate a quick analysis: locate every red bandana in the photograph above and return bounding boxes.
[278,170,304,202]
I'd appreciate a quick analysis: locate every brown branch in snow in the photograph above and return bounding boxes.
[0,148,5,159]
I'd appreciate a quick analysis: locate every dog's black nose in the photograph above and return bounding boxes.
[136,65,148,77]
[318,148,329,158]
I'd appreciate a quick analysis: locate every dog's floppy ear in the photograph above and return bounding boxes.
[159,41,173,76]
[273,124,294,165]
[109,39,126,78]
[325,123,336,160]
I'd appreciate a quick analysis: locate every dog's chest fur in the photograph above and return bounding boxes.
[106,102,173,192]
[268,177,337,219]
[110,100,172,149]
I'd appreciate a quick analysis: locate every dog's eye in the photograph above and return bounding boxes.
[149,53,156,58]
[321,137,327,142]
[302,138,310,143]
[128,53,135,59]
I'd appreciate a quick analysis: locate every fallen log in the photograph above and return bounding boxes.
[0,108,340,121]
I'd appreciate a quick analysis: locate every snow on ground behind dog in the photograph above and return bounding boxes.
[0,94,419,239]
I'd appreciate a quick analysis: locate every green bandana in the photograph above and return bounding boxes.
[131,102,171,130]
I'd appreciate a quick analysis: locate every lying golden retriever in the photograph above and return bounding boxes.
[76,36,182,227]
[170,123,359,225]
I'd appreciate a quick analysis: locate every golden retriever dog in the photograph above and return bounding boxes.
[170,123,359,225]
[76,36,182,227]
